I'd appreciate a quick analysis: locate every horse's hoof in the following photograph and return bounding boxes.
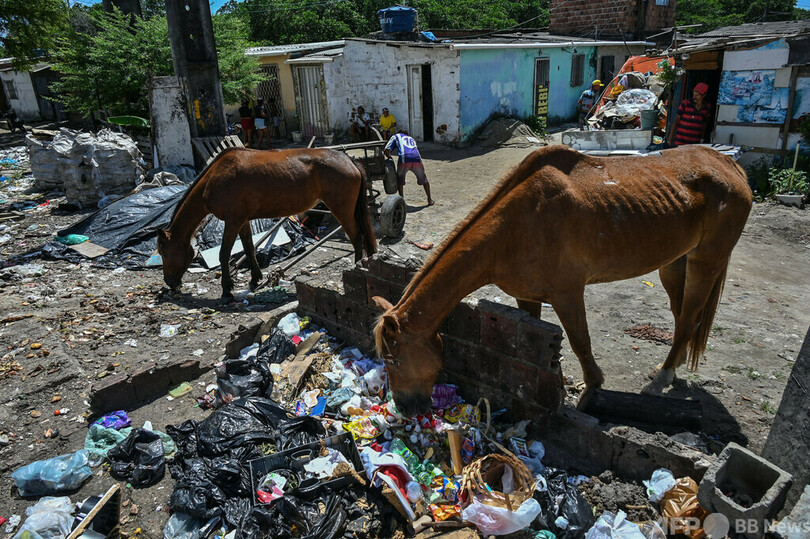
[249,281,259,292]
[220,293,234,303]
[642,368,675,395]
[647,362,666,380]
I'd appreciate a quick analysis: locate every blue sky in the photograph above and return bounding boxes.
[798,0,810,8]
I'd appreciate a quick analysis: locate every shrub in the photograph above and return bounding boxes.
[768,167,809,195]
[523,115,547,138]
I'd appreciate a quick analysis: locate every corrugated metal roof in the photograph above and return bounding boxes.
[663,19,810,54]
[245,40,345,57]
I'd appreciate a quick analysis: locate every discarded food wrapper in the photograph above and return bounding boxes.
[410,241,434,250]
[94,410,131,430]
[584,509,646,539]
[429,503,461,521]
[444,403,480,424]
[169,382,193,399]
[344,417,380,440]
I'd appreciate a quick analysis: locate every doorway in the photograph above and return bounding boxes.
[293,65,328,138]
[534,58,550,121]
[406,64,434,141]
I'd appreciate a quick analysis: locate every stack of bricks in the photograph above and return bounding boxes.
[295,253,566,421]
[549,0,676,40]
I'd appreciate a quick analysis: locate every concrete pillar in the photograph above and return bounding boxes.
[762,326,810,513]
[150,76,194,168]
[165,0,226,143]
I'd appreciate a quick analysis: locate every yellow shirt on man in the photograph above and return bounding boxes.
[380,113,397,131]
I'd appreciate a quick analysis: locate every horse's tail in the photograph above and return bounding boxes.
[352,159,378,256]
[688,265,728,370]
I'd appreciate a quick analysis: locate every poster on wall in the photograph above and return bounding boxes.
[737,87,789,123]
[718,70,776,106]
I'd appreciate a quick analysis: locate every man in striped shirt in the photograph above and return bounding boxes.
[668,82,712,147]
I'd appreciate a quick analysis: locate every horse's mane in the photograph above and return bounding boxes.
[400,145,573,299]
[168,147,244,226]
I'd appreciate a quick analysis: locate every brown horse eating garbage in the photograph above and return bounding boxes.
[374,145,752,417]
[157,147,377,299]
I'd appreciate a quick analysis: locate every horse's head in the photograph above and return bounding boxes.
[373,296,442,417]
[156,229,193,290]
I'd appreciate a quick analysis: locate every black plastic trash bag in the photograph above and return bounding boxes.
[170,458,228,522]
[196,397,290,457]
[277,492,347,539]
[107,428,165,487]
[278,416,327,450]
[534,468,595,539]
[256,328,296,365]
[215,355,275,407]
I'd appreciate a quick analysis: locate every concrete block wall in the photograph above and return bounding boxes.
[549,0,676,39]
[295,253,567,420]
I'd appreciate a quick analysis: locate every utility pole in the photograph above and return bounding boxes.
[165,0,226,144]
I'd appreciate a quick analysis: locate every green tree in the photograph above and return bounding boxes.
[48,9,265,117]
[0,0,70,70]
[221,0,549,45]
[213,14,268,103]
[676,0,800,33]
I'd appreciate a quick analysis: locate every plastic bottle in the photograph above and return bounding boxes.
[391,438,420,472]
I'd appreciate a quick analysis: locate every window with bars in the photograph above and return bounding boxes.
[256,64,286,136]
[4,80,18,100]
[570,54,585,87]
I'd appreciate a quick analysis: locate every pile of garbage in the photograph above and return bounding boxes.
[26,129,146,207]
[6,313,725,538]
[589,72,666,130]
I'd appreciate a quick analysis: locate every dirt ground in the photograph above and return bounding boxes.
[1,125,809,536]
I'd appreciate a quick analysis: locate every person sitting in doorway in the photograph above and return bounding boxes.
[378,107,397,139]
[384,130,434,207]
[350,106,371,142]
[667,82,712,147]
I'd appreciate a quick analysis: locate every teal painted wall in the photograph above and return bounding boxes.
[459,46,598,137]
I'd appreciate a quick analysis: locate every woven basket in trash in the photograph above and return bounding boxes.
[461,452,535,511]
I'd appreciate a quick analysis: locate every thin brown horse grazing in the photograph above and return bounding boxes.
[157,147,377,298]
[373,145,752,416]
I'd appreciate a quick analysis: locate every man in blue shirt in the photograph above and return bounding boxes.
[578,80,603,129]
[384,131,434,206]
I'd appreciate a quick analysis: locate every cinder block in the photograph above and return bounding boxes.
[315,287,340,320]
[378,256,419,286]
[479,300,522,355]
[294,277,318,311]
[440,300,481,344]
[472,346,506,385]
[365,275,394,308]
[517,315,563,370]
[499,356,539,398]
[342,268,368,302]
[442,335,475,375]
[698,442,793,538]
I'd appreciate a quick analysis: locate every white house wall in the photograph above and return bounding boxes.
[341,40,461,143]
[323,56,348,135]
[1,70,40,120]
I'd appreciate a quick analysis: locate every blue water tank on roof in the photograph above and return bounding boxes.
[377,6,417,33]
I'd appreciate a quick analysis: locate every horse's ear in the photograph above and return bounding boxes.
[372,296,394,312]
[378,311,401,338]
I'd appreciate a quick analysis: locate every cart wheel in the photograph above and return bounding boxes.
[383,159,398,195]
[379,195,406,238]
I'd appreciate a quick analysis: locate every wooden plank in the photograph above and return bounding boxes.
[69,241,110,259]
[67,484,121,539]
[578,388,703,432]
